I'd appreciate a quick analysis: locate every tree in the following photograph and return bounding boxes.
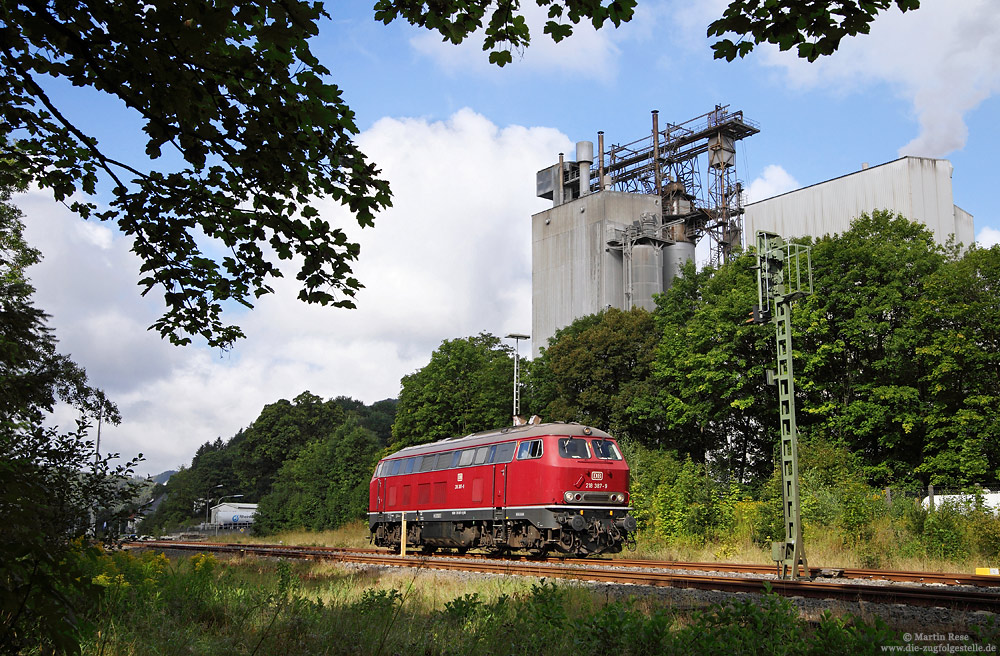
[139,434,245,532]
[2,0,393,348]
[391,332,513,449]
[528,307,660,444]
[0,183,36,286]
[708,0,921,62]
[254,418,380,533]
[644,255,776,483]
[1,195,141,654]
[332,395,398,445]
[796,211,944,484]
[235,391,346,499]
[911,245,1000,485]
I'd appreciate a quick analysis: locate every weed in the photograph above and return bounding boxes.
[439,592,483,624]
[353,587,403,616]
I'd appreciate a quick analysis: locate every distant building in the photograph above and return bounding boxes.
[744,156,974,248]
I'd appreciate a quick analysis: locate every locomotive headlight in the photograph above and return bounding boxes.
[564,491,574,503]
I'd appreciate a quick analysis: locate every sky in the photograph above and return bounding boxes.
[16,0,1000,477]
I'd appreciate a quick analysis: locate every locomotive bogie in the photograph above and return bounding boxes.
[369,423,637,557]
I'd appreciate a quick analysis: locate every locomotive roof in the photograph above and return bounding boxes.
[384,422,612,460]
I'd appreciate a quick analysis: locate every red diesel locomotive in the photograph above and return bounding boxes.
[368,422,637,556]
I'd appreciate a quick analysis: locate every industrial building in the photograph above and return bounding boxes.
[531,112,974,357]
[531,105,757,355]
[744,156,973,247]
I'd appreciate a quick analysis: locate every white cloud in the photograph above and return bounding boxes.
[758,0,1000,157]
[668,0,728,53]
[977,226,1000,248]
[408,2,656,81]
[746,164,800,204]
[19,109,568,475]
[75,221,114,250]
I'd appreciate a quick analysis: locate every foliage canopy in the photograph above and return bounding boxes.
[1,0,393,348]
[391,332,514,449]
[708,0,921,62]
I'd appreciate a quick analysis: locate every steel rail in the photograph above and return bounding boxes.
[548,557,1000,588]
[135,541,1000,612]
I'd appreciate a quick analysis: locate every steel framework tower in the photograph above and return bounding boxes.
[751,230,813,580]
[597,105,759,266]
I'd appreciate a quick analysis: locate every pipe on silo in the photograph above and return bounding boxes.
[576,141,593,197]
[557,152,565,207]
[652,110,662,198]
[598,132,605,191]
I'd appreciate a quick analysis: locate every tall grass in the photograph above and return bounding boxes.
[223,520,373,550]
[66,547,999,656]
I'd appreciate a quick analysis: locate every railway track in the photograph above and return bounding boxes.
[134,541,1000,612]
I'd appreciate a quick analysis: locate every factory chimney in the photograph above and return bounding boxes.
[576,141,593,198]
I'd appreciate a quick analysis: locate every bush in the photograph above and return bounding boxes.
[651,457,717,540]
[968,509,1000,559]
[840,484,886,546]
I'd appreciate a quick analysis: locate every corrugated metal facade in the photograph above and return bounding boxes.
[744,157,974,247]
[531,191,661,356]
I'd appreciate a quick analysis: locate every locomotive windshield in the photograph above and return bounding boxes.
[558,438,591,459]
[592,440,622,460]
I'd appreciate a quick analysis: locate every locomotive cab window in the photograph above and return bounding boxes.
[405,457,417,474]
[592,440,622,460]
[389,459,402,476]
[516,439,543,460]
[558,438,591,459]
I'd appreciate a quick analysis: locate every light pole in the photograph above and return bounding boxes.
[505,333,530,423]
[205,484,223,524]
